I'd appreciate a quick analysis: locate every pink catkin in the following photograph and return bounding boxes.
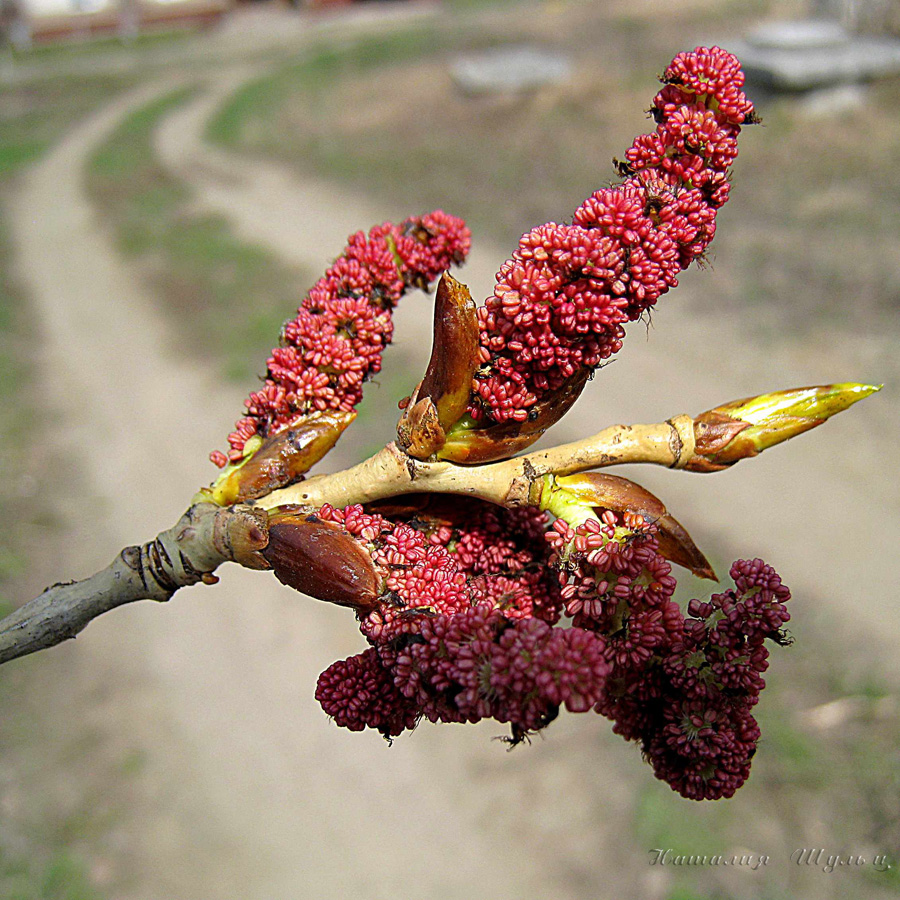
[470,46,755,424]
[212,211,470,466]
[281,48,787,799]
[312,497,790,800]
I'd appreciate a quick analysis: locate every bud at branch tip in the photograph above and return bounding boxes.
[693,383,880,469]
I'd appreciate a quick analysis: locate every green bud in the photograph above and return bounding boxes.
[691,383,880,470]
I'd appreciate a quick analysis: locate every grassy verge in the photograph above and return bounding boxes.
[0,852,103,900]
[86,85,313,383]
[0,214,32,597]
[0,66,147,610]
[7,28,195,65]
[204,16,582,243]
[0,629,147,900]
[0,70,144,176]
[0,71,146,587]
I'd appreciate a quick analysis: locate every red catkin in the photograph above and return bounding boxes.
[213,211,470,466]
[470,46,755,424]
[312,496,790,800]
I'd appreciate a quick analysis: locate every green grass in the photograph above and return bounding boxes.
[9,27,194,63]
[0,848,105,900]
[87,86,311,381]
[0,71,141,177]
[0,638,144,900]
[0,69,142,607]
[0,207,44,611]
[0,214,30,439]
[0,618,121,900]
[207,22,509,145]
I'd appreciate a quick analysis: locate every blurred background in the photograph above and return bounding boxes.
[0,0,899,897]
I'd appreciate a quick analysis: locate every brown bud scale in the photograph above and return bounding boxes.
[440,370,590,464]
[213,410,356,505]
[398,273,479,459]
[554,472,716,580]
[263,515,380,612]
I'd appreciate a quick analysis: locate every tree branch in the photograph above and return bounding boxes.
[255,415,697,512]
[0,503,269,666]
[0,417,697,666]
[3,381,869,668]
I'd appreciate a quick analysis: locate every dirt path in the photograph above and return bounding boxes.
[8,47,899,900]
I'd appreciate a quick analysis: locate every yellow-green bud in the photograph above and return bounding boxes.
[690,383,880,470]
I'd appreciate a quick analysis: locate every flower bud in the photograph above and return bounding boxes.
[262,510,380,612]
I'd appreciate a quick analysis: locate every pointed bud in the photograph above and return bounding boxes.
[262,510,380,611]
[418,272,479,431]
[208,411,356,505]
[397,273,479,460]
[689,383,881,471]
[551,472,715,579]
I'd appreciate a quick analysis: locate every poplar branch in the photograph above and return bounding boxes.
[1,381,875,667]
[0,417,695,666]
[0,503,269,666]
[256,416,698,513]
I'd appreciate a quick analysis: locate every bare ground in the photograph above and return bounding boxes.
[6,12,900,899]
